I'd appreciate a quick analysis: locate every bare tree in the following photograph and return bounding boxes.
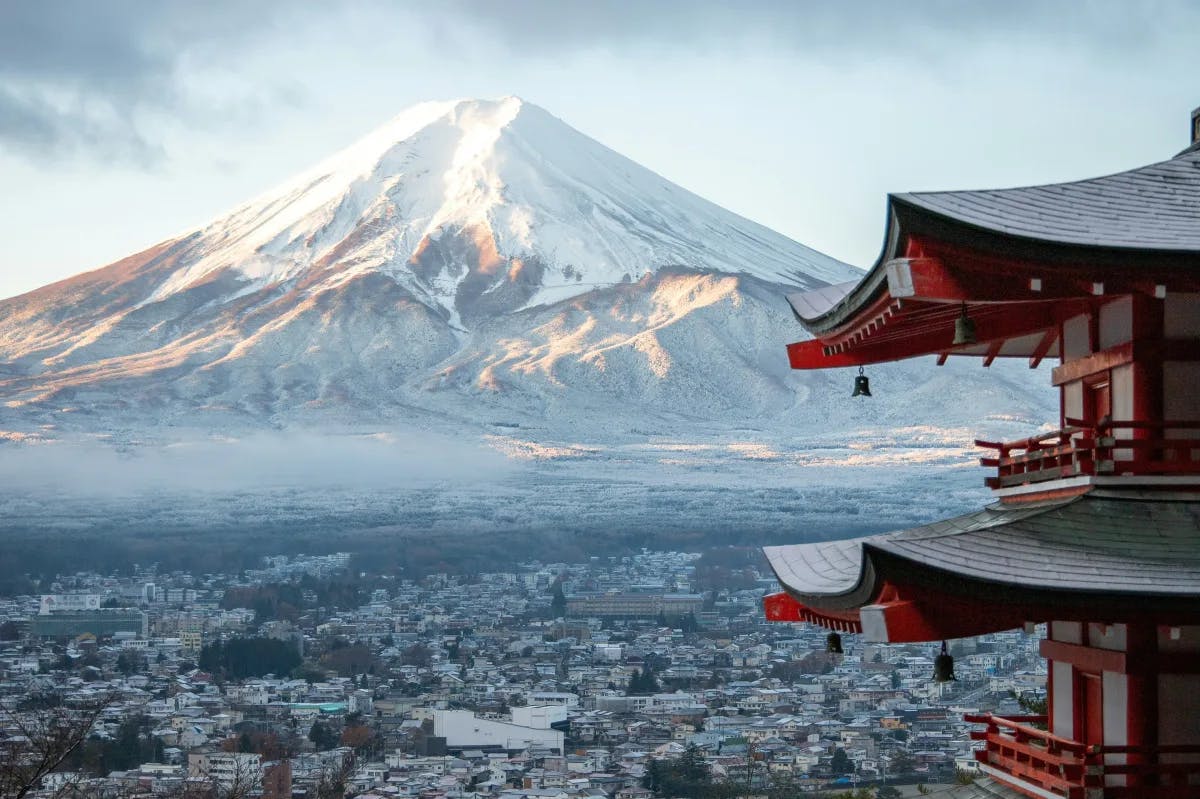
[298,749,354,799]
[0,693,115,799]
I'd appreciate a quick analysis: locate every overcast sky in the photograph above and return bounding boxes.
[1,1,1197,300]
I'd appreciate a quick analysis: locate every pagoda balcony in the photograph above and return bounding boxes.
[976,420,1200,491]
[967,713,1200,799]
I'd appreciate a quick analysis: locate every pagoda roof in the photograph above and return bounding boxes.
[765,493,1200,610]
[895,147,1200,255]
[784,147,1200,360]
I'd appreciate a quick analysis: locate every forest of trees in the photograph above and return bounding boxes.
[198,637,301,680]
[220,577,367,619]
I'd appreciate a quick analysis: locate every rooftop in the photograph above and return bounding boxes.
[783,135,1200,357]
[895,147,1200,254]
[765,492,1200,640]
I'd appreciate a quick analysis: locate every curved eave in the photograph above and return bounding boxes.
[784,205,901,336]
[763,537,880,612]
[765,495,1200,612]
[788,147,1200,338]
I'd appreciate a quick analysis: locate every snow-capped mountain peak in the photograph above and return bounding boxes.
[143,96,858,324]
[0,97,925,435]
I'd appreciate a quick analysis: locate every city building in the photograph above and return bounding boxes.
[431,710,565,753]
[188,750,290,799]
[566,593,703,619]
[0,543,1047,797]
[30,608,148,639]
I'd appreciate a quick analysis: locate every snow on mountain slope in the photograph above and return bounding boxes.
[0,96,1055,453]
[414,266,1055,442]
[142,96,858,322]
[0,97,866,424]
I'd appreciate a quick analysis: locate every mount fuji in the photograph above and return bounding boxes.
[0,97,1056,548]
[0,97,865,427]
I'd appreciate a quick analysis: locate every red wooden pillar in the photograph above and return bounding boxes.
[1045,644,1056,733]
[1125,623,1159,789]
[1130,294,1164,466]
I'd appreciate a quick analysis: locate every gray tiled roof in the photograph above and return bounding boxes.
[783,148,1200,333]
[895,149,1200,251]
[763,537,869,597]
[765,495,1200,601]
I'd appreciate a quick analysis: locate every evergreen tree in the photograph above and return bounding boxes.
[643,745,714,797]
[0,620,20,640]
[115,650,141,675]
[625,668,662,696]
[641,759,663,793]
[676,744,710,783]
[549,581,567,617]
[829,747,855,775]
[198,637,301,679]
[308,720,336,751]
[888,749,915,776]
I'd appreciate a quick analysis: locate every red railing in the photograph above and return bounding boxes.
[976,420,1200,490]
[966,713,1200,798]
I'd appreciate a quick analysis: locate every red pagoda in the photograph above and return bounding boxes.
[763,109,1200,798]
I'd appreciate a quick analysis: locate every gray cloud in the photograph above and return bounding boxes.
[2,1,1195,165]
[0,86,165,165]
[0,1,289,165]
[421,0,1188,58]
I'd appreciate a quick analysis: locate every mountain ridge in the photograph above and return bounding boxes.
[0,97,1054,449]
[0,97,866,425]
[135,96,860,318]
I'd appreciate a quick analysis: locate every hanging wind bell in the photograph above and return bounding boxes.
[952,302,977,346]
[851,366,871,397]
[826,632,844,655]
[933,640,956,682]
